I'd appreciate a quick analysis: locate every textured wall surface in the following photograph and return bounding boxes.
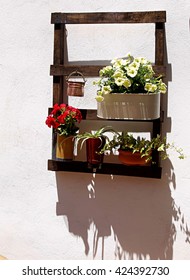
[0,0,190,260]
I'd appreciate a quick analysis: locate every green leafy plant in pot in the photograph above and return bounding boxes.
[75,126,117,168]
[101,132,185,166]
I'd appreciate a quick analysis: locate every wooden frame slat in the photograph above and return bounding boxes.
[50,64,166,77]
[51,11,166,24]
[155,23,165,65]
[52,24,65,105]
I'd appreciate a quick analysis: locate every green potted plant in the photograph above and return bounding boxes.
[101,132,184,166]
[45,103,82,160]
[94,53,167,120]
[75,126,117,168]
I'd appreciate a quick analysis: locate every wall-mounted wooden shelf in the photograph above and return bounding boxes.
[48,11,166,178]
[48,160,162,179]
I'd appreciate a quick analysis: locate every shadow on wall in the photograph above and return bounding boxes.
[55,159,190,260]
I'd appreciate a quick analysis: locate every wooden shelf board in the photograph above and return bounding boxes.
[51,11,166,24]
[50,64,166,77]
[48,108,161,122]
[48,160,162,179]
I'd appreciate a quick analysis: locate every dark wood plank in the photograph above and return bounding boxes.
[80,109,99,120]
[48,108,159,121]
[50,65,103,77]
[52,76,62,105]
[51,11,166,24]
[152,119,161,166]
[53,24,62,64]
[52,24,65,105]
[50,64,166,77]
[48,160,162,178]
[155,23,165,65]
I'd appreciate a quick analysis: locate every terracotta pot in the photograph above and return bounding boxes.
[86,137,105,167]
[118,150,150,166]
[97,93,160,120]
[56,134,74,160]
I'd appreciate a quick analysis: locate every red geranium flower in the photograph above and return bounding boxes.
[51,103,61,115]
[45,103,82,136]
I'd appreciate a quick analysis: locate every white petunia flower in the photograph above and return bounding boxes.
[123,78,131,88]
[113,70,125,79]
[115,77,125,86]
[145,83,157,93]
[95,95,104,102]
[129,61,140,70]
[102,85,112,94]
[159,82,167,94]
[99,65,112,76]
[127,67,138,78]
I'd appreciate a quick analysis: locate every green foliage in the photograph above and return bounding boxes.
[74,126,118,151]
[101,131,185,162]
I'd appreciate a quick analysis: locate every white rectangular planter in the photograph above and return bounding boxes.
[97,93,160,120]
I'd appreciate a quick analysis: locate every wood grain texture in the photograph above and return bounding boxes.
[48,160,162,178]
[155,23,165,65]
[50,64,166,77]
[51,11,166,24]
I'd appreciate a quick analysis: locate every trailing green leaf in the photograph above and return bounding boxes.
[100,131,185,162]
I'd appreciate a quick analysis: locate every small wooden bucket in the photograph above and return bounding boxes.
[66,71,86,97]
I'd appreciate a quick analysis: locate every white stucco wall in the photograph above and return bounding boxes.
[0,0,190,260]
